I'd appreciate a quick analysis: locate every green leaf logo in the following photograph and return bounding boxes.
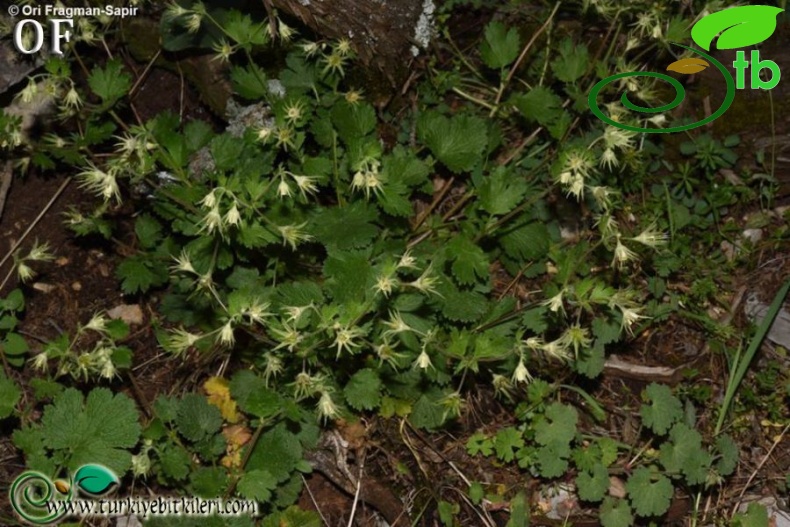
[74,464,119,496]
[691,5,784,51]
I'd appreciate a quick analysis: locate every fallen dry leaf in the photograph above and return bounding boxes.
[204,376,240,423]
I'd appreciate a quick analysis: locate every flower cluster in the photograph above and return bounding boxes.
[32,313,126,381]
[351,158,385,199]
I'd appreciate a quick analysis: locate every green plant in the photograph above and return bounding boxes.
[466,382,739,523]
[0,289,29,369]
[31,313,132,381]
[13,387,141,477]
[2,0,779,524]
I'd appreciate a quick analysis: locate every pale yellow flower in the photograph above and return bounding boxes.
[512,359,532,384]
[215,321,234,347]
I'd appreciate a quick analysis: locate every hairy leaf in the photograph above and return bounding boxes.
[625,467,673,517]
[640,383,683,435]
[576,463,609,502]
[344,369,383,411]
[480,22,520,69]
[417,111,487,173]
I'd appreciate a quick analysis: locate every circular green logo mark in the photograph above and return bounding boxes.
[587,43,735,133]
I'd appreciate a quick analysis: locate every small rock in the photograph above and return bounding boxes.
[742,228,762,244]
[720,168,743,186]
[721,240,736,261]
[608,476,627,498]
[744,292,790,349]
[32,282,56,293]
[71,281,82,291]
[537,484,580,520]
[107,304,143,325]
[55,256,69,266]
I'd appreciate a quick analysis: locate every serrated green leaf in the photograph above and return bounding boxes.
[331,101,376,142]
[446,236,489,286]
[0,289,24,311]
[247,424,302,482]
[105,319,130,341]
[159,442,191,481]
[116,257,168,295]
[0,373,20,419]
[275,281,324,307]
[175,394,222,443]
[480,22,520,69]
[640,383,682,435]
[600,437,619,467]
[552,38,589,83]
[30,378,63,401]
[88,59,131,104]
[231,65,269,100]
[224,11,269,47]
[499,221,550,261]
[230,371,282,419]
[626,467,673,517]
[506,492,530,527]
[575,343,606,378]
[576,463,609,502]
[732,502,770,527]
[535,442,570,478]
[573,443,601,472]
[312,202,379,251]
[494,427,524,462]
[715,434,739,476]
[382,147,430,187]
[513,86,563,127]
[3,332,28,355]
[237,222,278,249]
[468,482,485,504]
[210,133,247,171]
[323,252,372,303]
[478,166,528,215]
[417,111,487,173]
[153,395,180,423]
[190,466,228,498]
[183,120,215,153]
[439,288,489,323]
[600,497,633,527]
[238,469,277,502]
[410,389,446,430]
[592,316,621,345]
[466,432,494,456]
[377,182,414,217]
[39,388,141,475]
[659,423,711,485]
[534,402,578,446]
[135,215,162,249]
[280,54,318,94]
[344,369,383,411]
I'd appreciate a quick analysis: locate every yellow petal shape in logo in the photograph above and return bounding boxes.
[666,57,710,74]
[54,480,70,494]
